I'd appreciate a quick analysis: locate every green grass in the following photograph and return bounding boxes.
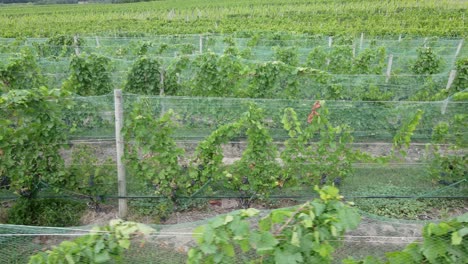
[124,244,187,264]
[342,165,468,220]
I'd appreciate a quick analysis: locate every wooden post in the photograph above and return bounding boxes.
[386,54,393,83]
[455,39,464,58]
[73,35,80,55]
[199,35,203,54]
[446,70,457,90]
[114,89,127,219]
[159,67,167,117]
[398,34,402,42]
[359,32,364,50]
[95,36,100,48]
[160,68,165,96]
[327,36,332,66]
[168,9,174,20]
[441,98,449,115]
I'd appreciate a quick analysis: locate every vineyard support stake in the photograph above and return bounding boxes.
[445,70,457,90]
[73,35,80,55]
[114,89,128,219]
[455,39,464,58]
[95,36,100,48]
[359,32,364,50]
[385,54,393,83]
[327,36,333,65]
[199,35,203,54]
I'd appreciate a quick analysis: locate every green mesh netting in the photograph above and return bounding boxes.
[0,210,461,263]
[1,94,465,206]
[1,35,465,100]
[1,33,466,263]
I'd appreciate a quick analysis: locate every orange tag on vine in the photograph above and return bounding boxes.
[307,101,321,123]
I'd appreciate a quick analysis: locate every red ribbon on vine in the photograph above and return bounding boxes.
[307,101,321,123]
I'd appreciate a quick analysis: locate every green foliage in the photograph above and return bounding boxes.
[273,46,299,66]
[352,47,386,74]
[223,36,236,47]
[429,153,466,184]
[133,41,153,56]
[1,1,466,37]
[451,114,467,148]
[190,52,245,97]
[0,33,460,102]
[187,186,360,264]
[193,122,243,188]
[156,43,169,55]
[62,99,110,136]
[7,198,86,226]
[33,35,83,58]
[281,102,359,186]
[334,35,354,46]
[129,198,175,223]
[344,213,468,264]
[194,103,281,206]
[307,45,386,75]
[247,61,300,99]
[67,145,115,210]
[431,122,450,144]
[221,45,240,57]
[452,58,468,93]
[411,47,443,74]
[328,46,354,74]
[428,115,467,184]
[164,55,191,96]
[190,102,426,210]
[226,104,281,206]
[355,198,429,220]
[124,56,162,95]
[28,219,154,264]
[306,46,328,69]
[0,87,75,225]
[0,48,44,92]
[361,85,393,101]
[0,87,70,198]
[452,91,468,101]
[63,53,113,96]
[180,43,196,55]
[409,77,442,101]
[123,101,185,199]
[0,37,26,54]
[392,109,424,157]
[431,114,467,147]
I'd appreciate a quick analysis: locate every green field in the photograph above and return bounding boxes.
[0,0,466,37]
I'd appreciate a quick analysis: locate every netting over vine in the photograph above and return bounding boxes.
[1,93,466,213]
[0,89,466,264]
[1,35,466,101]
[0,211,465,263]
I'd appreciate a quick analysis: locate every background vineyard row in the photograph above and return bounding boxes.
[0,0,466,37]
[1,34,467,102]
